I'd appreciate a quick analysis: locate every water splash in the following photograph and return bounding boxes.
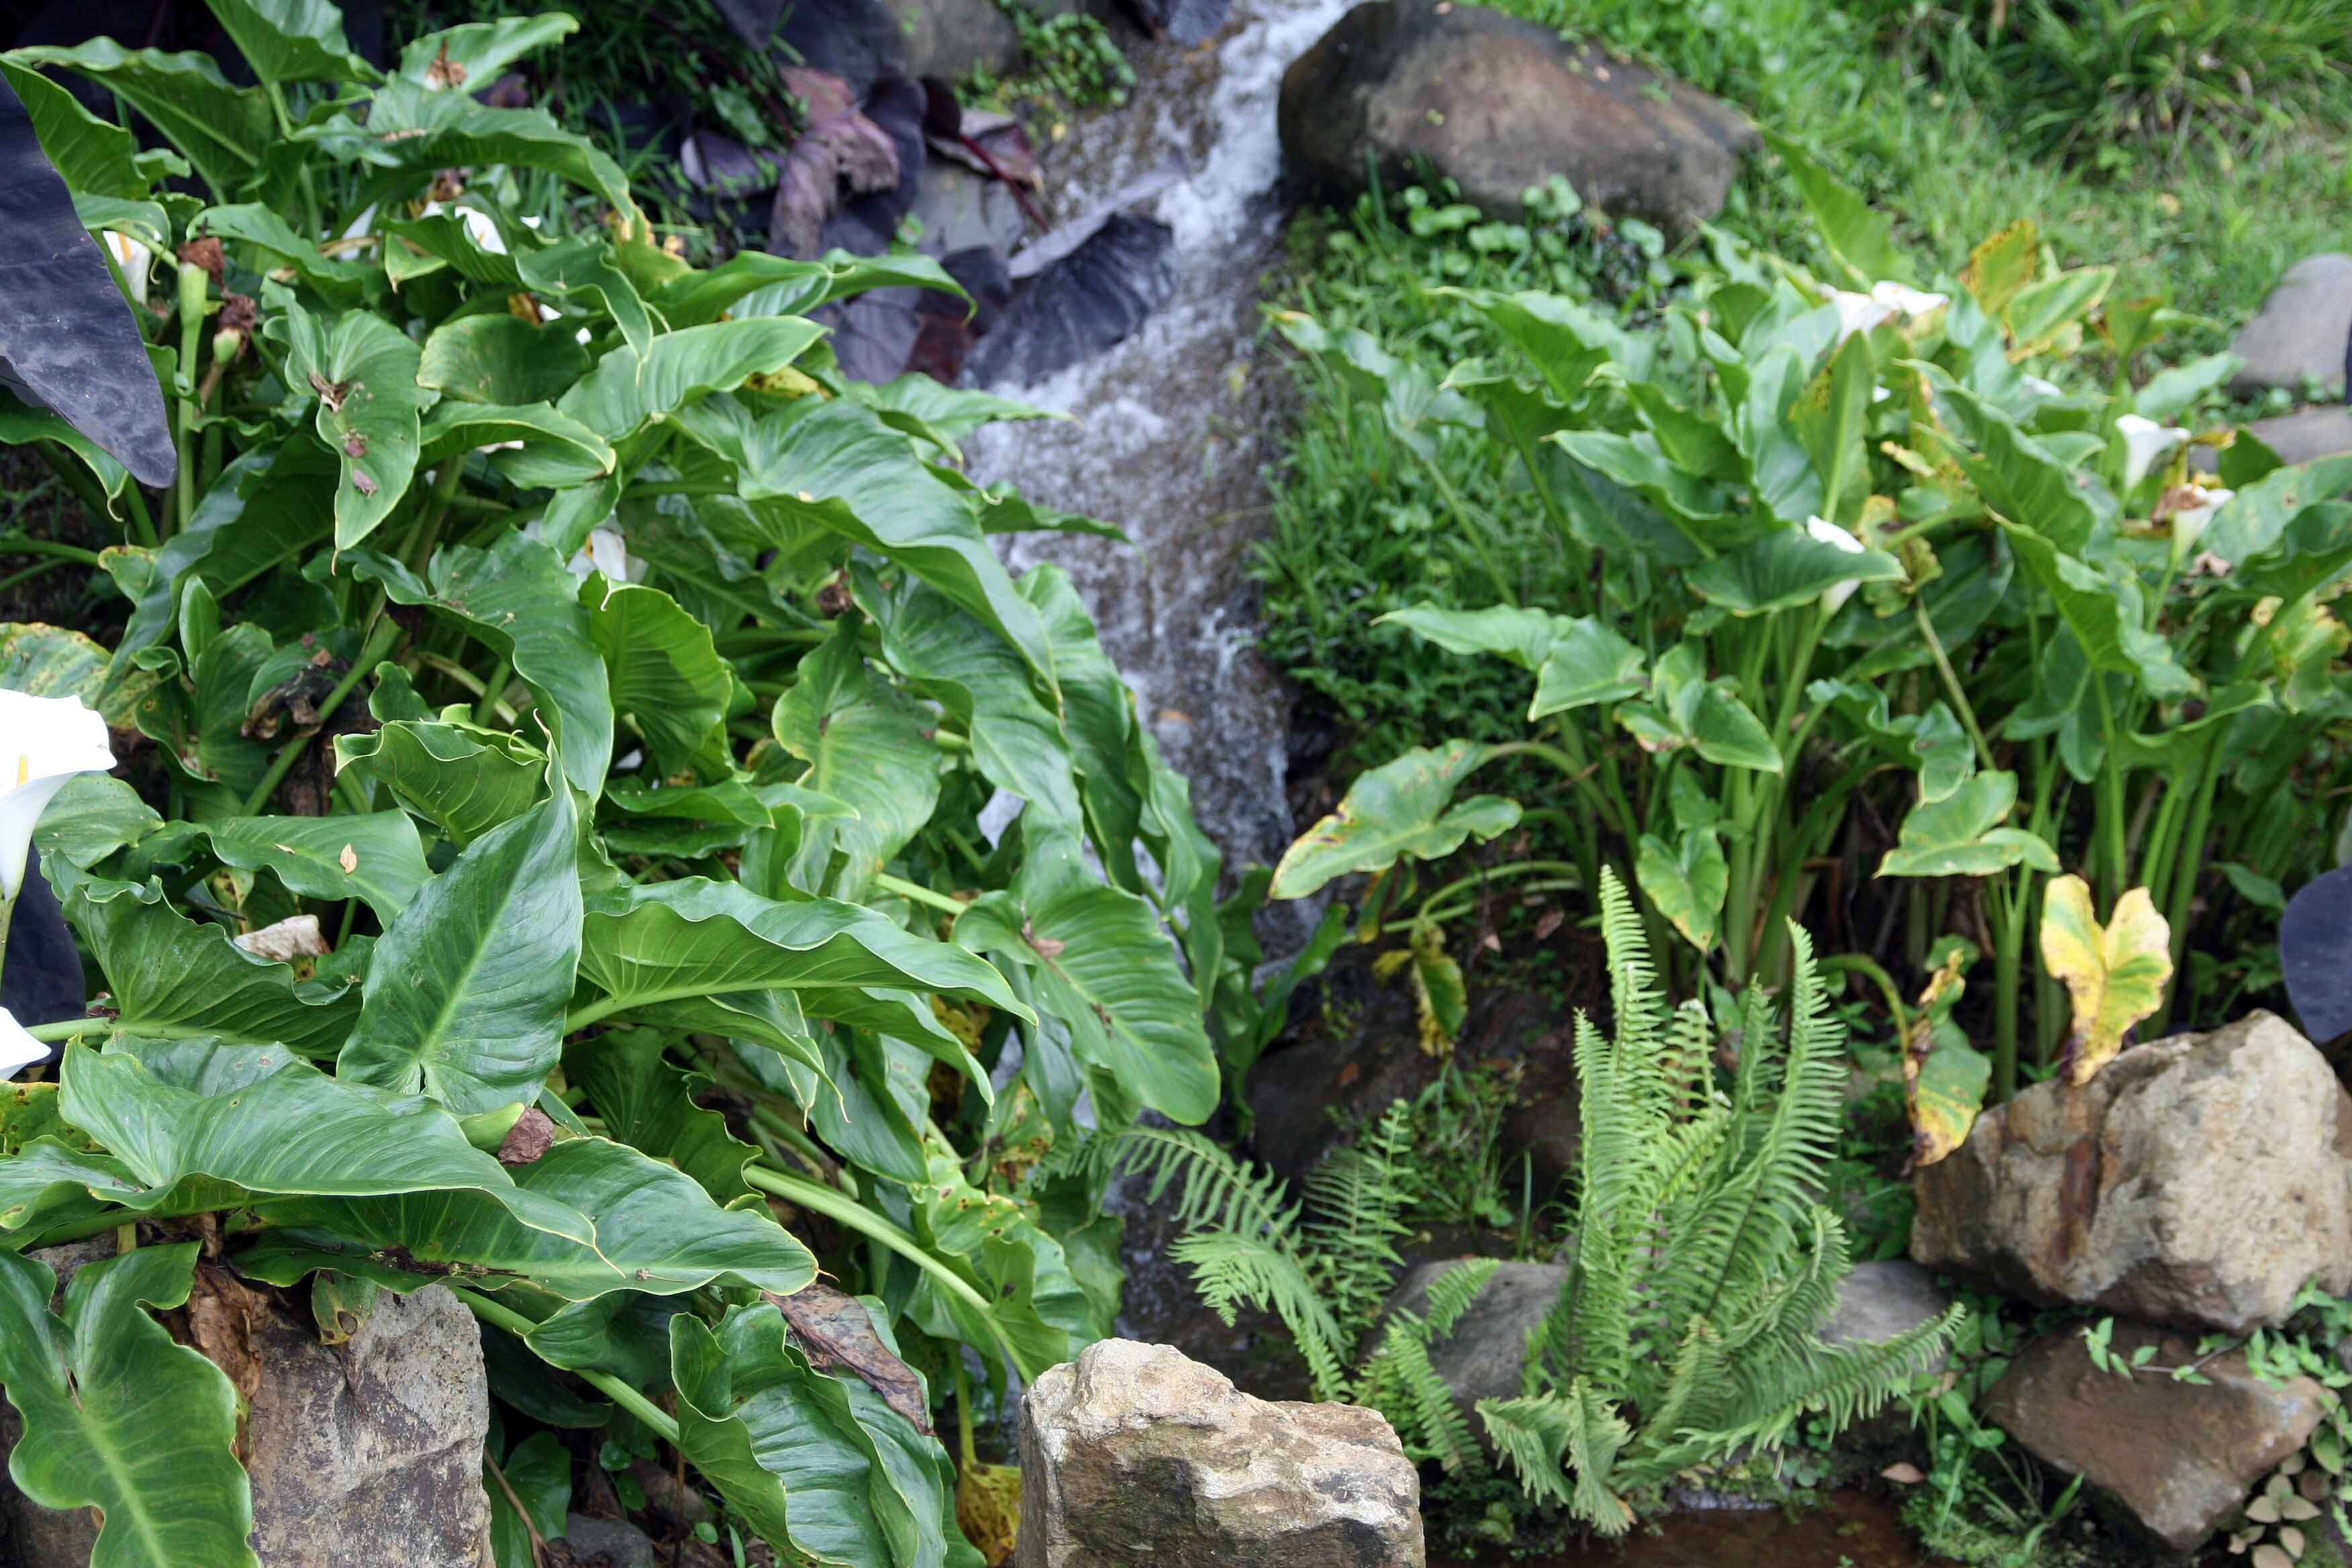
[967,0,1357,944]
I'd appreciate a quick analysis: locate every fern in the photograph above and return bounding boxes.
[1141,869,1954,1536]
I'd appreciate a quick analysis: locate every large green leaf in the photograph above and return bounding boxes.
[653,249,962,329]
[1379,603,1645,718]
[418,313,593,405]
[235,1133,814,1300]
[2200,454,2352,568]
[557,320,823,443]
[1636,827,1728,954]
[57,1042,587,1238]
[1762,132,1908,287]
[205,0,374,84]
[562,1029,754,1204]
[282,300,434,549]
[1934,385,2106,552]
[205,811,430,920]
[575,878,1028,1032]
[1686,524,1903,615]
[0,1244,258,1568]
[395,15,579,85]
[61,876,364,1057]
[10,40,271,197]
[1877,772,2060,878]
[198,203,373,305]
[336,717,545,848]
[2001,524,2190,695]
[770,623,940,899]
[338,781,581,1114]
[352,532,615,793]
[671,1304,935,1568]
[325,78,637,222]
[1614,643,1783,773]
[586,580,732,779]
[675,396,1059,687]
[907,1144,1101,1379]
[0,622,107,701]
[112,443,335,662]
[1269,740,1520,899]
[1,58,148,197]
[954,848,1218,1125]
[418,401,614,488]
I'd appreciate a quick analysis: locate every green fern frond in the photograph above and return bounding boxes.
[1422,1257,1502,1340]
[1104,1124,1303,1240]
[1167,1230,1353,1399]
[1477,1394,1579,1512]
[1370,1315,1482,1471]
[1303,1099,1415,1336]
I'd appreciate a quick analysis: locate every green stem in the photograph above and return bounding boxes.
[2092,679,2129,906]
[450,1287,681,1443]
[1414,861,1582,926]
[0,534,105,567]
[1916,601,1996,773]
[1819,953,1912,1044]
[1989,875,2026,1101]
[952,1357,979,1471]
[742,1165,1025,1378]
[2159,739,2224,1029]
[873,872,967,916]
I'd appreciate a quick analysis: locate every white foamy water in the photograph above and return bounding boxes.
[967,0,1356,936]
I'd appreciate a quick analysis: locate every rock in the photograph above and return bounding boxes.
[910,157,1030,259]
[1,1255,491,1567]
[2245,407,2352,467]
[1379,1259,1561,1436]
[2228,253,2352,399]
[1278,0,1758,234]
[556,1514,658,1568]
[1818,1260,1956,1365]
[1912,1011,2352,1334]
[1014,1339,1422,1567]
[778,0,909,97]
[1984,1320,2329,1551]
[242,1283,493,1566]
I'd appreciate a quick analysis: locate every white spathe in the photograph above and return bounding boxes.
[1829,280,1950,342]
[2116,413,2190,491]
[103,230,152,305]
[0,1008,47,1081]
[1807,515,1869,613]
[520,519,646,585]
[0,692,115,901]
[2170,486,2235,548]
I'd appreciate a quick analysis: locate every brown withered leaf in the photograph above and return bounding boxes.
[426,40,467,89]
[185,1262,272,1406]
[176,236,225,285]
[769,1282,932,1434]
[770,68,900,258]
[497,1108,558,1165]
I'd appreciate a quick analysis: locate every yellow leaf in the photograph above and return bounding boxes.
[1904,946,1989,1167]
[957,1459,1022,1567]
[2039,875,2173,1085]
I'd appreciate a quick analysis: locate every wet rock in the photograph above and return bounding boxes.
[1014,1338,1422,1567]
[556,1514,657,1568]
[1279,0,1758,234]
[2228,253,2352,400]
[1912,1012,2352,1334]
[1985,1320,2329,1551]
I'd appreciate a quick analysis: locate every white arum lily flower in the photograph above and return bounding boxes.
[420,199,507,257]
[2022,374,2063,397]
[0,1008,48,1081]
[521,520,646,585]
[2168,486,2233,549]
[1807,516,1868,614]
[1,692,114,903]
[2116,413,2190,491]
[1828,281,1950,342]
[102,231,152,305]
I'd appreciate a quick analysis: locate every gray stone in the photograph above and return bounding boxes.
[242,1283,493,1566]
[1819,1260,1956,1365]
[1279,0,1759,234]
[910,156,1029,259]
[1379,1259,1562,1438]
[2228,253,2352,399]
[0,1257,491,1567]
[1985,1320,2329,1551]
[1913,1011,2352,1334]
[1014,1339,1422,1568]
[556,1514,658,1568]
[2245,407,2352,467]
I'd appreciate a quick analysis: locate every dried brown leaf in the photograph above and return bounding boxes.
[769,1281,932,1434]
[497,1108,558,1166]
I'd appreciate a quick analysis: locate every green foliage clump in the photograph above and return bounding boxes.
[970,0,1136,111]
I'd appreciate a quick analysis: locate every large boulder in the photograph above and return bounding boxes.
[2228,252,2352,400]
[1985,1320,2330,1551]
[1277,0,1758,234]
[1014,1339,1422,1567]
[0,1248,493,1567]
[1912,1011,2352,1333]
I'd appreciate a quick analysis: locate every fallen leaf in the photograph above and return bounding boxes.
[957,1459,1021,1568]
[184,1261,272,1406]
[339,843,358,874]
[1881,1461,1926,1485]
[769,1281,932,1434]
[2040,875,2173,1085]
[233,914,330,963]
[497,1108,558,1166]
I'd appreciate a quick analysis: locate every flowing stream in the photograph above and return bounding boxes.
[966,0,1357,934]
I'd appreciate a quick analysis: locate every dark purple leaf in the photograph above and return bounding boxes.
[681,129,785,197]
[770,68,905,258]
[2283,865,2352,1044]
[966,212,1176,387]
[1119,0,1230,45]
[0,68,174,486]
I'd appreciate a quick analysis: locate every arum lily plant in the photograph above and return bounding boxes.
[1267,144,2351,1104]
